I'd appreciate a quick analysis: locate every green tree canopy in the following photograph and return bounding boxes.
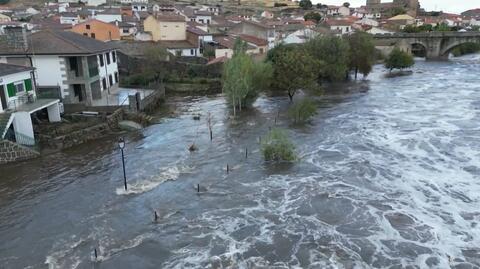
[385,48,415,71]
[270,47,322,101]
[347,32,376,79]
[261,128,296,162]
[306,35,350,82]
[299,0,313,10]
[222,49,273,115]
[304,12,322,23]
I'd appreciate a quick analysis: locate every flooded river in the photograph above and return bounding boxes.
[1,55,480,269]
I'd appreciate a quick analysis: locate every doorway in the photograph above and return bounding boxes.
[0,85,7,110]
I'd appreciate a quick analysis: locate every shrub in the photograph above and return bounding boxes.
[261,128,296,162]
[288,99,317,124]
[385,48,414,71]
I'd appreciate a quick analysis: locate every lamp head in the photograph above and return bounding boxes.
[118,138,125,149]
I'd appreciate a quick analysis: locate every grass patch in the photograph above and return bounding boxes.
[261,128,296,162]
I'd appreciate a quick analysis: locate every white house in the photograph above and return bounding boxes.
[261,10,274,19]
[60,12,80,25]
[325,19,354,35]
[93,10,122,23]
[132,3,148,12]
[282,28,317,44]
[87,0,107,7]
[0,63,61,146]
[327,5,350,16]
[0,29,119,107]
[355,17,379,27]
[366,26,394,34]
[120,0,148,3]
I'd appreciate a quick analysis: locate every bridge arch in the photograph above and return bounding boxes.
[441,39,480,57]
[410,42,427,57]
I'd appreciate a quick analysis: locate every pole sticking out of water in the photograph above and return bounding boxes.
[227,164,229,174]
[210,130,213,141]
[154,211,159,221]
[245,147,248,159]
[197,184,200,193]
[94,248,98,260]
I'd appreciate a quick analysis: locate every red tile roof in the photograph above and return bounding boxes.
[239,34,268,46]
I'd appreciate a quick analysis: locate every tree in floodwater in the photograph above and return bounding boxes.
[347,32,376,79]
[306,35,350,82]
[288,99,317,124]
[261,128,296,162]
[222,39,273,115]
[385,48,415,72]
[270,47,322,101]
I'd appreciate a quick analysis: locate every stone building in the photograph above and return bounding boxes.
[366,0,420,17]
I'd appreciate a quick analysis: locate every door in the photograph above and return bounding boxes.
[0,85,7,110]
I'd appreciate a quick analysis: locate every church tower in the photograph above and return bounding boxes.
[366,0,381,7]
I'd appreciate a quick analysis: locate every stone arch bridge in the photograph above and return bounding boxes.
[373,32,480,60]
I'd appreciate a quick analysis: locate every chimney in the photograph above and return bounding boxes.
[3,26,29,51]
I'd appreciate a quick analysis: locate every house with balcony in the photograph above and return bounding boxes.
[0,28,119,107]
[0,63,61,147]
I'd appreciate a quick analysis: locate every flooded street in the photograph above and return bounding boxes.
[1,55,480,268]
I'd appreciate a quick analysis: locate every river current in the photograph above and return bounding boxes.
[1,55,480,269]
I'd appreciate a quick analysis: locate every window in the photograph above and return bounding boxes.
[106,53,111,65]
[91,33,96,39]
[102,78,107,89]
[86,24,91,29]
[14,82,25,94]
[83,33,88,36]
[109,74,113,86]
[190,49,194,55]
[99,54,104,67]
[123,29,129,34]
[114,72,119,83]
[112,51,116,63]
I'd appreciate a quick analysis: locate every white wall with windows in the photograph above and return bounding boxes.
[0,70,35,112]
[97,50,119,91]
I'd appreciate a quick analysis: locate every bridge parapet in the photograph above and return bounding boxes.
[373,31,480,60]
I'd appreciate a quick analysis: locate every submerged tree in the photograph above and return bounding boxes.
[288,99,317,124]
[306,35,350,82]
[385,48,415,71]
[347,32,376,79]
[261,128,296,162]
[271,48,321,101]
[222,40,273,115]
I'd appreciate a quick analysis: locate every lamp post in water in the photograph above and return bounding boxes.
[118,137,127,191]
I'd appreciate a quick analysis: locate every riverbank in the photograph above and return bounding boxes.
[1,56,480,268]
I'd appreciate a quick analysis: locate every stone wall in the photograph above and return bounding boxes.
[128,86,165,113]
[41,108,125,150]
[0,140,39,165]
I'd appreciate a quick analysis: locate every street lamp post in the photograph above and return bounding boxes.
[118,138,127,191]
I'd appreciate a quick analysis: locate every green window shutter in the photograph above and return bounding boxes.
[7,83,15,97]
[25,79,32,92]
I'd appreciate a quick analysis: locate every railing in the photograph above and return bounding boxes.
[4,128,36,146]
[6,93,36,112]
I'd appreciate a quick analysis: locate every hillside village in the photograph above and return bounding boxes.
[0,0,479,163]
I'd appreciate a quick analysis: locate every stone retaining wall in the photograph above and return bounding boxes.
[41,108,126,150]
[0,140,40,165]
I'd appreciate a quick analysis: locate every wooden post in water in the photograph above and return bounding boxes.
[94,248,98,260]
[227,164,229,174]
[245,147,248,159]
[154,211,159,221]
[197,184,200,193]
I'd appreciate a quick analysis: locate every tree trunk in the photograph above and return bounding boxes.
[288,91,294,102]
